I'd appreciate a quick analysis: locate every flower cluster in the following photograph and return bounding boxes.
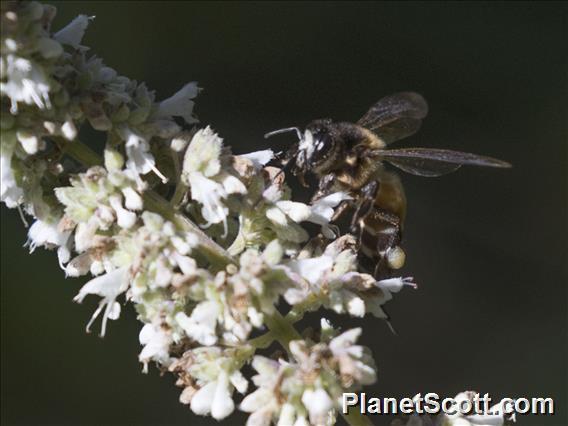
[241,320,376,426]
[1,2,434,426]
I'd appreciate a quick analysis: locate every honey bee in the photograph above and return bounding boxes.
[265,92,511,279]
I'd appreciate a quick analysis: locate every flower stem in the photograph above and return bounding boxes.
[264,309,302,349]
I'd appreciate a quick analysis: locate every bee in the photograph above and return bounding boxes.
[265,92,511,279]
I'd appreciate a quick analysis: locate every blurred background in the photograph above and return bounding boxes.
[1,2,566,425]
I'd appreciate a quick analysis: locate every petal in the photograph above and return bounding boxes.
[211,371,235,420]
[239,149,274,168]
[245,407,273,426]
[190,381,217,416]
[376,277,417,293]
[240,389,272,413]
[54,15,93,48]
[346,296,366,317]
[222,174,247,195]
[302,388,333,421]
[182,127,222,177]
[266,206,289,226]
[175,302,219,346]
[277,403,296,426]
[107,301,121,320]
[230,370,248,394]
[293,415,310,426]
[276,201,312,223]
[286,255,333,285]
[124,131,154,175]
[73,266,128,302]
[308,192,352,225]
[26,219,70,252]
[122,187,143,210]
[329,328,362,353]
[188,173,228,226]
[251,356,280,377]
[156,82,199,124]
[109,194,137,229]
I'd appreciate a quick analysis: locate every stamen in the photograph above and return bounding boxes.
[17,205,29,227]
[151,164,169,184]
[402,277,418,289]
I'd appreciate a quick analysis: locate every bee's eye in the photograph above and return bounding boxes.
[311,130,333,163]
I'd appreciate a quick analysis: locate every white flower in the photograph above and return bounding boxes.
[182,126,223,177]
[376,276,417,293]
[191,369,235,420]
[442,392,515,426]
[186,347,249,420]
[122,128,167,183]
[154,82,199,124]
[54,15,93,49]
[73,266,128,336]
[265,192,348,242]
[366,276,417,318]
[73,219,98,252]
[121,186,143,211]
[0,150,23,208]
[36,37,63,59]
[26,218,72,268]
[138,323,173,373]
[182,127,247,235]
[65,252,92,277]
[187,172,229,231]
[175,301,219,346]
[167,131,191,153]
[0,129,24,208]
[301,388,334,426]
[282,235,416,322]
[108,194,137,229]
[61,119,78,140]
[308,192,351,238]
[0,55,51,113]
[16,130,41,155]
[240,356,287,426]
[238,149,274,169]
[275,201,312,223]
[328,327,377,386]
[287,255,334,286]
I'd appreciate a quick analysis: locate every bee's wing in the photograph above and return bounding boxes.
[378,148,511,177]
[357,92,428,144]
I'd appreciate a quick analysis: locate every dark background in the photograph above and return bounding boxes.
[1,2,566,425]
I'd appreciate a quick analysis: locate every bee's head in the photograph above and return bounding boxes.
[265,120,339,186]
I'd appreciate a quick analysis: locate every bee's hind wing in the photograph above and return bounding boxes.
[378,148,511,177]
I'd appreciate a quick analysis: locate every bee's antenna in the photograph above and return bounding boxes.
[264,127,302,141]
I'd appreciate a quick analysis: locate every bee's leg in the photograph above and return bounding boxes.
[372,210,404,279]
[350,180,379,233]
[330,199,353,222]
[311,173,336,202]
[270,150,294,182]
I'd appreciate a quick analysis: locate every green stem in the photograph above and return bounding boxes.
[264,309,302,350]
[170,180,188,208]
[248,330,275,349]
